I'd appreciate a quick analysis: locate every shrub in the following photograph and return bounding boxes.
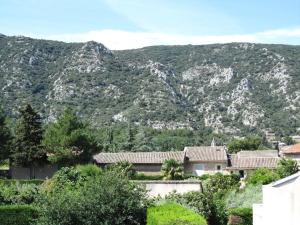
[147,203,207,225]
[277,158,299,178]
[134,173,163,180]
[164,191,227,225]
[228,208,252,225]
[225,184,262,209]
[204,173,240,194]
[0,179,44,186]
[161,159,184,180]
[247,168,279,185]
[75,164,102,177]
[0,205,38,225]
[109,161,136,179]
[36,170,148,225]
[0,182,40,205]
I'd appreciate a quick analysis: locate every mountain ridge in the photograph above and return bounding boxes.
[1,34,300,136]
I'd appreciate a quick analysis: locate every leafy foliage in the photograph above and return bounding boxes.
[36,170,148,225]
[0,181,41,205]
[164,174,239,225]
[147,203,207,225]
[0,205,38,225]
[0,107,12,161]
[109,161,136,178]
[43,108,100,164]
[225,184,262,209]
[247,168,279,185]
[161,159,184,180]
[277,158,299,178]
[228,208,252,225]
[227,136,263,153]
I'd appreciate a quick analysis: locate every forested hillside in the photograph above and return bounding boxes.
[1,34,300,136]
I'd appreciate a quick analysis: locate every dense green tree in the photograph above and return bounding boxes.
[161,159,184,180]
[43,108,100,165]
[11,104,46,170]
[247,168,279,185]
[36,170,147,225]
[277,158,299,178]
[0,107,12,162]
[282,136,295,145]
[227,136,263,153]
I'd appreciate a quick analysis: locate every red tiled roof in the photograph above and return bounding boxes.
[184,146,227,162]
[93,151,185,164]
[229,151,280,170]
[282,143,300,154]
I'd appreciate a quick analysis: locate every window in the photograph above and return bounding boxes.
[216,165,222,170]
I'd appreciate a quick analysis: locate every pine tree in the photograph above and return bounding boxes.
[12,104,46,171]
[0,107,12,161]
[43,108,99,164]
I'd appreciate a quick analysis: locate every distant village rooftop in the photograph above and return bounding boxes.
[281,143,300,154]
[184,146,227,162]
[229,150,280,170]
[93,151,185,164]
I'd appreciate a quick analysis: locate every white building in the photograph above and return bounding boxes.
[253,172,300,225]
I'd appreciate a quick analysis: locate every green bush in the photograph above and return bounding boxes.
[133,173,163,180]
[228,208,252,225]
[0,205,38,225]
[225,184,262,209]
[0,179,44,186]
[0,182,40,205]
[147,203,207,225]
[277,158,299,178]
[247,168,279,185]
[108,161,136,178]
[36,170,148,225]
[75,164,102,177]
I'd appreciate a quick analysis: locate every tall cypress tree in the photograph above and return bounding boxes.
[12,104,46,169]
[0,107,12,161]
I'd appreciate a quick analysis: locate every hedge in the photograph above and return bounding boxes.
[0,179,44,186]
[0,205,38,225]
[133,173,163,180]
[147,203,207,225]
[228,208,252,225]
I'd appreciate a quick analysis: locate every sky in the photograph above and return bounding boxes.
[1,0,300,49]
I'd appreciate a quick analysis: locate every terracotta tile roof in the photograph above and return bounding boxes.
[282,143,300,154]
[93,151,185,164]
[184,146,227,162]
[229,151,280,170]
[237,150,279,158]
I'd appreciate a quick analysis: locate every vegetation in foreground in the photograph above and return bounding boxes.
[147,203,207,225]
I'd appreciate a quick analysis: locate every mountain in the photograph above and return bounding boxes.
[1,34,300,136]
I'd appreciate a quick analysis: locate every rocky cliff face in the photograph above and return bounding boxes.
[1,35,300,135]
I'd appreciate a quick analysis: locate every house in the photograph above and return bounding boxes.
[227,150,280,177]
[281,143,300,163]
[184,146,228,175]
[93,151,185,174]
[93,146,228,175]
[253,172,300,225]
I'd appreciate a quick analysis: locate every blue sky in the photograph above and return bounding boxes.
[1,0,300,49]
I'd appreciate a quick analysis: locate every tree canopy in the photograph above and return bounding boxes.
[11,104,46,167]
[0,107,12,162]
[43,108,100,165]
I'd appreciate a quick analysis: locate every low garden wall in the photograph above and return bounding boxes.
[137,180,202,197]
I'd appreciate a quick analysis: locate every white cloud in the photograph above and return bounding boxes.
[35,27,300,50]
